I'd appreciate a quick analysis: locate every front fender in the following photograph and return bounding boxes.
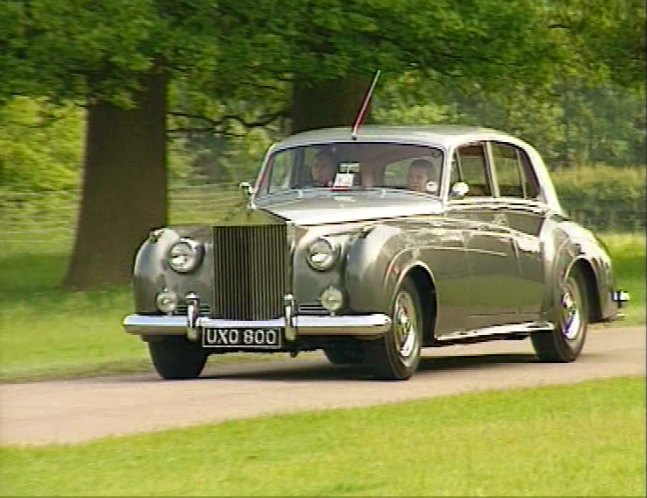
[133,226,213,313]
[346,224,422,314]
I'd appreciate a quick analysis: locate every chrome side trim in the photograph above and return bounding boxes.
[122,313,391,338]
[436,321,554,342]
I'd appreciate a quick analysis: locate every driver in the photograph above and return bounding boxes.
[310,151,336,187]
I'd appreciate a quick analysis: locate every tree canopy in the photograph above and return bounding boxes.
[0,0,644,288]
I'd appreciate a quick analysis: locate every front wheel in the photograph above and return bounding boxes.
[323,341,365,365]
[148,335,208,379]
[365,278,423,380]
[531,266,589,362]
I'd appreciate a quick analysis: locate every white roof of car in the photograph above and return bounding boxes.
[273,125,524,151]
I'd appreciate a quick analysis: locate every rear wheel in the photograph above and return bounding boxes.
[531,266,589,362]
[365,278,422,380]
[148,335,208,379]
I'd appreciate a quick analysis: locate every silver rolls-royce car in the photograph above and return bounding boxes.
[123,125,629,380]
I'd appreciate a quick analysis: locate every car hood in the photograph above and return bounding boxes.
[255,192,443,225]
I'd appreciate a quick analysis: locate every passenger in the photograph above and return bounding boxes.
[310,151,336,187]
[407,159,435,192]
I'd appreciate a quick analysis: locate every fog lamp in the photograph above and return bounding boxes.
[320,286,344,312]
[156,289,178,314]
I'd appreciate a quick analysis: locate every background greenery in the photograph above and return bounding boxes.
[1,0,644,289]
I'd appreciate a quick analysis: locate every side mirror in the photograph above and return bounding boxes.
[450,181,469,199]
[239,181,254,209]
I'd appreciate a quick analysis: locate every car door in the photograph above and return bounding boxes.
[488,141,545,320]
[445,142,521,329]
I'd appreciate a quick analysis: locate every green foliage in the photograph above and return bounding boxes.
[374,72,645,169]
[599,233,646,324]
[0,0,220,106]
[2,0,644,186]
[0,97,83,191]
[168,131,272,185]
[1,377,644,495]
[550,0,646,88]
[553,164,646,231]
[557,83,646,167]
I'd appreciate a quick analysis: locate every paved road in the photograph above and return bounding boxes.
[1,325,644,446]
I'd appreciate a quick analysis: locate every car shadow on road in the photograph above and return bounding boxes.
[200,352,539,382]
[419,353,538,372]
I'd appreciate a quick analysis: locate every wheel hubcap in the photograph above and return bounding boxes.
[393,291,418,359]
[561,286,581,340]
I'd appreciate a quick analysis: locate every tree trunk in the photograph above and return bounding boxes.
[64,71,168,289]
[291,76,371,133]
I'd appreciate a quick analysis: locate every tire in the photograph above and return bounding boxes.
[323,342,365,365]
[531,266,589,362]
[148,335,208,380]
[365,278,423,380]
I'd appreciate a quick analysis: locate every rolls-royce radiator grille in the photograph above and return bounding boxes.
[213,224,287,320]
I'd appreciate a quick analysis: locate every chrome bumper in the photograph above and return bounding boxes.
[122,313,391,341]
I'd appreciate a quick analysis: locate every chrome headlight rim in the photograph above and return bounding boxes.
[306,236,340,271]
[167,238,204,273]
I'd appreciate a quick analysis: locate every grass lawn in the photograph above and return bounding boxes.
[599,233,646,324]
[1,376,644,496]
[0,233,643,381]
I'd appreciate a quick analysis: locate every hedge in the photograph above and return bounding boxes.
[552,164,646,232]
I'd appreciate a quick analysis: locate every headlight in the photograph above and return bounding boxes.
[168,238,203,273]
[306,237,340,271]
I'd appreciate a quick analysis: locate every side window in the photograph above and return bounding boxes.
[451,143,491,197]
[491,142,539,199]
[265,150,293,193]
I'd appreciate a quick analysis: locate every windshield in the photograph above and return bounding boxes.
[256,142,444,197]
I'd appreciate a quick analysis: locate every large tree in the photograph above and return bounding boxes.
[2,0,642,289]
[2,0,219,288]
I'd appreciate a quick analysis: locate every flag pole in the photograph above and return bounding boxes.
[351,69,381,140]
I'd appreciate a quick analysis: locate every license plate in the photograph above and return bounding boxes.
[202,328,282,349]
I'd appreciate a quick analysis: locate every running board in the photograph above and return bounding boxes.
[436,321,554,343]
